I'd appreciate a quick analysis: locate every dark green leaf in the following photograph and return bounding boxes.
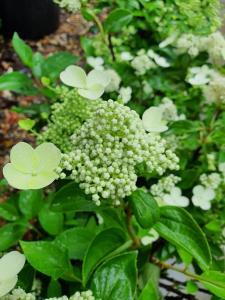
[20,241,75,280]
[104,9,133,32]
[47,279,62,298]
[139,264,161,300]
[12,32,33,67]
[0,222,27,251]
[51,182,97,213]
[0,201,20,221]
[0,72,38,95]
[39,204,64,235]
[154,206,211,271]
[19,190,43,219]
[128,188,160,228]
[82,227,127,285]
[91,252,137,300]
[42,52,78,80]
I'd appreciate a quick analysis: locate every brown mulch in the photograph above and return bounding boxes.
[0,11,91,177]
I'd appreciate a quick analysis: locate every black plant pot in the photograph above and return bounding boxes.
[0,0,60,40]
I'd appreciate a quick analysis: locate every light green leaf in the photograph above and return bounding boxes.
[19,189,43,219]
[0,72,38,95]
[104,9,133,32]
[91,252,137,300]
[39,204,63,235]
[154,206,211,271]
[12,32,33,67]
[82,228,127,286]
[20,241,75,280]
[128,188,160,228]
[51,182,97,212]
[55,227,96,260]
[139,264,161,300]
[32,52,45,78]
[199,271,225,298]
[18,119,36,131]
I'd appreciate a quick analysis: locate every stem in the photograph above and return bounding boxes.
[126,206,141,248]
[108,34,116,61]
[88,10,108,46]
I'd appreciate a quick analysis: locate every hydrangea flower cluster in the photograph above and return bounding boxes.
[151,175,188,207]
[59,100,179,205]
[200,173,222,189]
[39,88,101,152]
[47,290,95,300]
[53,0,81,13]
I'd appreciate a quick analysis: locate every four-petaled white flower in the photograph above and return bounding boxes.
[162,187,189,207]
[0,251,25,297]
[60,65,110,100]
[142,107,168,133]
[3,142,61,190]
[147,50,170,68]
[187,65,214,86]
[87,56,104,70]
[120,51,134,61]
[192,185,215,210]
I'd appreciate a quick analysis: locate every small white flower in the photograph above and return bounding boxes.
[159,33,178,48]
[120,51,133,61]
[147,50,170,68]
[141,229,159,246]
[60,66,110,100]
[187,65,214,86]
[0,251,25,297]
[87,56,104,70]
[3,142,61,190]
[118,86,132,103]
[162,187,189,207]
[104,69,121,92]
[142,107,168,133]
[219,162,225,175]
[192,185,215,210]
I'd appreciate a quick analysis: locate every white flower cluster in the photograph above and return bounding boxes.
[191,185,215,210]
[60,100,179,205]
[131,49,170,75]
[0,288,35,300]
[47,290,95,300]
[150,175,188,207]
[174,31,225,66]
[87,57,104,71]
[53,0,81,12]
[187,65,215,86]
[159,98,186,122]
[104,69,121,92]
[118,86,132,103]
[200,173,222,189]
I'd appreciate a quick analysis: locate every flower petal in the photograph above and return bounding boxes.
[142,107,168,133]
[78,84,104,100]
[60,66,87,88]
[35,143,61,172]
[27,171,57,189]
[0,251,25,281]
[0,276,18,297]
[10,142,39,173]
[3,164,32,190]
[87,70,110,88]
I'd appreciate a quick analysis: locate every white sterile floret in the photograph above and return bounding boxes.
[187,65,214,86]
[104,69,121,92]
[162,187,189,207]
[141,229,159,246]
[0,252,25,297]
[3,142,61,190]
[175,34,201,57]
[131,51,156,75]
[118,86,132,103]
[142,107,168,133]
[60,66,110,100]
[159,32,178,48]
[202,72,225,104]
[147,50,170,68]
[87,57,104,71]
[192,185,215,210]
[120,51,133,61]
[60,100,178,204]
[200,173,222,189]
[159,98,185,122]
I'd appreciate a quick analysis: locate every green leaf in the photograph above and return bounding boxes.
[139,265,161,300]
[91,252,137,300]
[0,201,20,221]
[80,37,95,56]
[186,280,198,294]
[39,204,63,236]
[128,188,160,228]
[55,227,96,260]
[104,9,133,33]
[12,32,33,67]
[19,190,43,219]
[51,182,97,213]
[42,52,78,80]
[0,222,27,251]
[32,52,45,78]
[18,119,36,131]
[82,228,127,285]
[47,279,62,298]
[0,72,38,95]
[154,206,211,271]
[199,271,225,298]
[20,241,74,280]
